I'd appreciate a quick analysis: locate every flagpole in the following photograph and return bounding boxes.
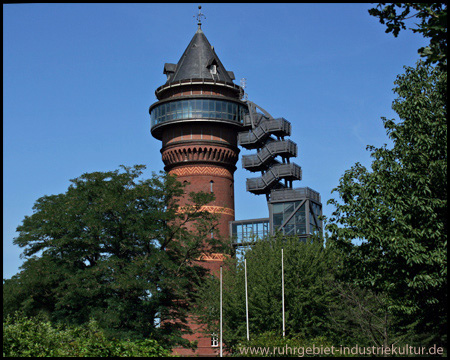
[282,247,285,338]
[220,265,223,357]
[245,257,249,341]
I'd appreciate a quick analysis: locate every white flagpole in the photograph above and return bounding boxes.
[282,247,285,338]
[220,265,223,357]
[245,257,249,341]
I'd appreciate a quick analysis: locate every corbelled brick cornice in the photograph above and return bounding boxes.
[162,143,239,171]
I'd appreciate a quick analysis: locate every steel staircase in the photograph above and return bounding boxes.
[238,101,302,196]
[238,117,292,149]
[241,139,297,172]
[246,163,302,194]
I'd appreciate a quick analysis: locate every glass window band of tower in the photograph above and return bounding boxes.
[150,98,248,128]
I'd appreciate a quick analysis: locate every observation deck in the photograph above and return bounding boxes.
[150,95,247,140]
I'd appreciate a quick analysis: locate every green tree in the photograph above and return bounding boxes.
[3,165,222,347]
[368,3,447,67]
[194,234,341,350]
[328,282,398,349]
[327,61,447,347]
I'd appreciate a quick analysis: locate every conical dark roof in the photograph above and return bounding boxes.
[164,27,235,85]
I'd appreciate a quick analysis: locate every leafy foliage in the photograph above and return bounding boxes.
[3,165,221,347]
[328,281,399,349]
[3,312,171,357]
[327,61,447,347]
[194,234,341,350]
[368,3,447,67]
[232,331,338,357]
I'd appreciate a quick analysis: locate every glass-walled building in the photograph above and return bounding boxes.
[230,218,270,258]
[230,218,270,245]
[230,187,322,253]
[269,187,322,237]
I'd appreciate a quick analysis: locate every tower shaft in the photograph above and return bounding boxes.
[149,26,245,356]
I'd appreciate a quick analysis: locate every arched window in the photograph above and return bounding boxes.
[210,180,214,193]
[211,333,219,347]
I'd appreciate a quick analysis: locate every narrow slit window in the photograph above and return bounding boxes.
[210,180,214,193]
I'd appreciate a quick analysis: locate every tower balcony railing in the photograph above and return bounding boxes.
[246,163,302,194]
[269,187,321,203]
[242,140,298,171]
[155,77,242,98]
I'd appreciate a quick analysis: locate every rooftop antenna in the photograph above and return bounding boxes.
[240,78,248,101]
[194,5,206,29]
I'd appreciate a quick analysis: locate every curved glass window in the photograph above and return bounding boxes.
[151,99,248,127]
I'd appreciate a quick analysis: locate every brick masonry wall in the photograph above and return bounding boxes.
[153,83,241,356]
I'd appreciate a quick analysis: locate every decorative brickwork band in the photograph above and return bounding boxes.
[200,205,234,216]
[169,166,233,180]
[176,205,234,216]
[197,253,230,261]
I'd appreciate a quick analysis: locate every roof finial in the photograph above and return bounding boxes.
[194,5,206,29]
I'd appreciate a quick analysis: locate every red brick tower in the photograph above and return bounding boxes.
[149,23,245,355]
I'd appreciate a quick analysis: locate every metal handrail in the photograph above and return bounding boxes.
[270,187,321,203]
[238,118,291,148]
[246,163,302,194]
[242,140,297,170]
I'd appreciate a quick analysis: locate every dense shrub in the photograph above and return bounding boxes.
[3,312,171,357]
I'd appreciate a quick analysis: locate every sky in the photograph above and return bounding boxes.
[3,3,428,280]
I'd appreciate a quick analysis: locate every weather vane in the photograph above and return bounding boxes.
[194,5,206,28]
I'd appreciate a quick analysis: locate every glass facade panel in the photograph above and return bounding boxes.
[285,224,294,235]
[284,202,295,218]
[231,219,270,245]
[295,203,306,235]
[273,214,283,228]
[273,203,284,214]
[310,208,318,234]
[151,99,248,127]
[272,203,284,228]
[271,201,308,235]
